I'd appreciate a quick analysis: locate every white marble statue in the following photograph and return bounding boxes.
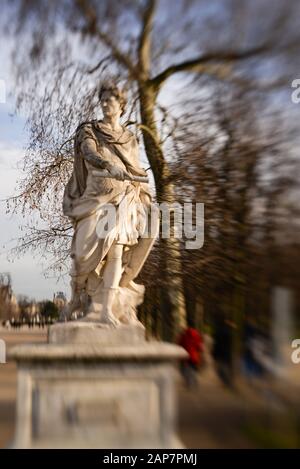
[62,82,159,327]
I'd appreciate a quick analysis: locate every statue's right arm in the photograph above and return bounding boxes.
[79,134,127,181]
[80,138,111,171]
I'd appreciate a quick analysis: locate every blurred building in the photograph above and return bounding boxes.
[0,273,20,321]
[53,291,67,314]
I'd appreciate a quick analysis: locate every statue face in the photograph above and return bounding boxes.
[101,90,122,119]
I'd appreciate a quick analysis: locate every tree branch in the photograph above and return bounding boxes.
[75,0,138,79]
[86,54,111,74]
[151,43,274,89]
[137,0,156,80]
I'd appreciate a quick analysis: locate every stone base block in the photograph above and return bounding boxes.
[9,325,187,449]
[48,322,145,346]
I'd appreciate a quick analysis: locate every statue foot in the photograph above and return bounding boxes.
[97,287,120,327]
[60,288,89,321]
[78,311,120,327]
[99,312,121,327]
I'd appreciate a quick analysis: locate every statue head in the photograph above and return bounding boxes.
[98,81,127,119]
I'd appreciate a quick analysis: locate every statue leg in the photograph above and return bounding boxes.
[98,242,124,326]
[62,263,89,320]
[64,214,99,320]
[102,242,124,288]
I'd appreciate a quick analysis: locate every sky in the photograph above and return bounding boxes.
[0,46,69,301]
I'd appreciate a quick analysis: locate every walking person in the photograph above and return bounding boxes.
[178,320,204,389]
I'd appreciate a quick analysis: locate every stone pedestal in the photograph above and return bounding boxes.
[9,323,187,449]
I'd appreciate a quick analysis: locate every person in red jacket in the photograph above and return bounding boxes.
[178,320,204,388]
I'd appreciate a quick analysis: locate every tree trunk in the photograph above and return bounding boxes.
[139,83,186,341]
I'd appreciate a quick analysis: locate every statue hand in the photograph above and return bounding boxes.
[107,164,127,181]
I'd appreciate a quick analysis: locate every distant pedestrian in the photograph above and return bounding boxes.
[212,317,235,388]
[178,321,204,389]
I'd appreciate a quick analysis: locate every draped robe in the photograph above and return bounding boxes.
[63,120,159,322]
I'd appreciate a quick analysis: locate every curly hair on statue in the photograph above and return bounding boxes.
[98,80,127,116]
